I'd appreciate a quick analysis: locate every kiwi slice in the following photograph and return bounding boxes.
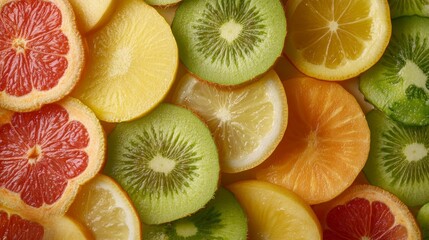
[388,0,429,18]
[363,109,429,207]
[417,202,429,240]
[359,16,429,126]
[143,188,248,239]
[171,0,286,86]
[104,103,220,224]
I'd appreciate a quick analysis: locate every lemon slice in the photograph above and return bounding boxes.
[67,174,141,240]
[284,0,391,80]
[171,70,288,173]
[72,0,178,122]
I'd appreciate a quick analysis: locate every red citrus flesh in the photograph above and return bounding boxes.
[0,209,44,239]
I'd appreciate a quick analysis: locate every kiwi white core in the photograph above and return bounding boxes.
[175,221,198,237]
[220,20,243,43]
[403,143,428,162]
[109,47,132,77]
[148,155,176,174]
[399,60,429,94]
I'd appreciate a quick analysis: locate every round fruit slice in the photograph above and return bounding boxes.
[0,0,84,112]
[0,207,92,240]
[227,180,321,240]
[284,0,391,80]
[68,0,116,33]
[389,0,429,18]
[171,70,288,173]
[72,0,178,122]
[0,97,105,220]
[143,188,247,239]
[313,184,421,239]
[363,109,429,207]
[417,202,429,239]
[254,77,370,204]
[104,103,220,224]
[171,0,286,85]
[68,174,141,240]
[360,16,429,126]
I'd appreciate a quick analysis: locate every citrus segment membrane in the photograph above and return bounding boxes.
[68,174,141,240]
[72,0,178,122]
[285,0,391,80]
[104,103,220,224]
[0,208,44,240]
[364,109,429,207]
[172,0,286,85]
[360,16,429,126]
[171,70,288,173]
[0,0,83,112]
[0,97,105,219]
[389,0,429,18]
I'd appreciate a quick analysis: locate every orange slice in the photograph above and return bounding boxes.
[313,184,421,239]
[0,0,84,112]
[0,97,105,220]
[227,180,322,239]
[284,0,391,80]
[68,174,141,240]
[254,77,370,204]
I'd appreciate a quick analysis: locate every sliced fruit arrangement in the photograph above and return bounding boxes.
[417,202,429,240]
[0,206,92,240]
[104,103,220,224]
[254,77,370,204]
[72,0,178,122]
[389,0,429,18]
[284,0,391,80]
[0,0,84,112]
[143,188,247,239]
[227,180,322,240]
[68,0,116,33]
[360,16,429,126]
[171,70,288,173]
[171,0,286,85]
[364,109,429,207]
[313,184,421,240]
[0,97,105,220]
[67,174,141,240]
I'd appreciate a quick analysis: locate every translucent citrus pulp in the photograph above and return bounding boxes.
[0,97,105,220]
[255,77,370,204]
[284,0,391,80]
[72,0,178,122]
[0,0,84,111]
[313,184,421,239]
[68,174,141,240]
[172,70,288,173]
[227,180,321,240]
[68,0,116,33]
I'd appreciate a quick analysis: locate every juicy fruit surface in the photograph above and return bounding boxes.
[143,188,247,239]
[0,97,105,219]
[360,16,429,126]
[105,103,219,224]
[172,0,286,85]
[314,184,421,240]
[72,0,178,122]
[227,180,321,240]
[0,0,83,111]
[0,209,44,239]
[417,203,429,240]
[68,0,116,33]
[364,110,429,207]
[172,70,288,173]
[285,0,391,80]
[68,174,141,240]
[255,77,370,204]
[389,0,429,18]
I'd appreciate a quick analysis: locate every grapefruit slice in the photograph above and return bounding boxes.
[0,97,105,220]
[254,77,370,204]
[313,184,421,239]
[0,0,84,112]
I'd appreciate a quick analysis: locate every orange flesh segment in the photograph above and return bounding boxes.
[0,210,44,239]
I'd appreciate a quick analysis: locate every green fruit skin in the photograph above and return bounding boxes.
[389,0,429,19]
[418,203,429,240]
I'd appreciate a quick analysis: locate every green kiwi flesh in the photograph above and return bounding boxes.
[417,203,429,240]
[145,0,182,6]
[171,0,286,86]
[104,103,220,224]
[363,109,429,207]
[143,188,248,239]
[359,16,429,126]
[388,0,429,18]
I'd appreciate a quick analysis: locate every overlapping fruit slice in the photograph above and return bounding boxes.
[68,0,116,33]
[0,97,105,220]
[0,0,84,112]
[313,184,421,239]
